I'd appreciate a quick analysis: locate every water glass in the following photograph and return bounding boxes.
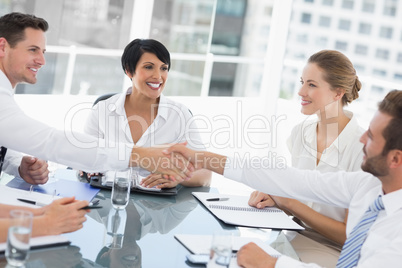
[111,169,131,210]
[5,210,33,267]
[130,168,139,187]
[207,231,233,268]
[105,208,126,249]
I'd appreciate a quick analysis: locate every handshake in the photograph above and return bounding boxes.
[131,143,226,181]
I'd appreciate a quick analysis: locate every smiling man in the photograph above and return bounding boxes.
[166,90,402,267]
[0,14,49,184]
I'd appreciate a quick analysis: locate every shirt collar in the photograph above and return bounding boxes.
[0,70,13,92]
[157,94,169,120]
[302,110,357,152]
[382,188,402,215]
[331,110,357,151]
[110,87,131,115]
[301,119,317,145]
[110,87,168,121]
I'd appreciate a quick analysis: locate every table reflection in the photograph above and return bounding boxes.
[88,186,205,267]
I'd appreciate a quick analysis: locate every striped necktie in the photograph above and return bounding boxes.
[0,146,7,174]
[336,195,384,268]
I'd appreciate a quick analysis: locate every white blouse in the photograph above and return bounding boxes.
[286,111,364,226]
[287,111,364,244]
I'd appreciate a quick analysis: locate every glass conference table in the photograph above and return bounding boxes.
[0,180,299,268]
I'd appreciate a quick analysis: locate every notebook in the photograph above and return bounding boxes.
[192,192,304,230]
[88,171,178,196]
[6,177,100,202]
[0,235,70,253]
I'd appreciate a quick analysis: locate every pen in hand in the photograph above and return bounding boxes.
[80,205,102,210]
[80,199,102,210]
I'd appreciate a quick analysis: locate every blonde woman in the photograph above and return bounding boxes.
[248,50,364,265]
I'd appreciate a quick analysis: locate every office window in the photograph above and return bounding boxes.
[372,86,384,94]
[322,0,334,6]
[301,13,312,24]
[375,48,390,60]
[260,26,270,36]
[397,53,402,63]
[264,6,273,16]
[335,41,348,51]
[355,44,368,55]
[394,73,402,80]
[354,64,365,73]
[373,69,387,77]
[379,26,393,39]
[362,0,375,13]
[319,16,331,28]
[339,19,351,31]
[315,36,328,46]
[164,60,205,96]
[342,0,354,9]
[294,52,306,59]
[297,34,309,43]
[359,23,372,35]
[383,0,397,17]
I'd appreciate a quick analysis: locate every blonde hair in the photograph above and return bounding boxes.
[308,50,361,106]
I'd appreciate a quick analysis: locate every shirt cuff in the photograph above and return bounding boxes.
[276,255,322,268]
[222,157,244,183]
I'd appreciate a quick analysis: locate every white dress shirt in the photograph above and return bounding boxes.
[224,160,402,267]
[287,111,364,231]
[2,149,23,177]
[0,70,130,172]
[84,87,206,176]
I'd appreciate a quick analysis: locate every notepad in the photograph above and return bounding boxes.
[0,185,58,207]
[0,235,70,253]
[6,177,100,202]
[192,192,304,230]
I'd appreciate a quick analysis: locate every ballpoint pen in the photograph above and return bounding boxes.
[17,198,102,209]
[206,198,230,201]
[17,198,47,207]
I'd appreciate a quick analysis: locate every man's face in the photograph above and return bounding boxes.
[1,27,46,88]
[360,111,391,177]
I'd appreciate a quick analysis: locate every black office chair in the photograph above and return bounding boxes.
[92,92,118,107]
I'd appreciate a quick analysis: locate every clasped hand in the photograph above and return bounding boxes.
[19,156,49,185]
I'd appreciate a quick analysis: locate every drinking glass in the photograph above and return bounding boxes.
[5,210,33,267]
[105,208,126,249]
[130,168,139,188]
[111,169,131,210]
[207,231,233,268]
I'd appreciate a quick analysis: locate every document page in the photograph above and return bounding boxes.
[192,192,304,230]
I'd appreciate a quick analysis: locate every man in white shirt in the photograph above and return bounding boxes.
[165,89,402,267]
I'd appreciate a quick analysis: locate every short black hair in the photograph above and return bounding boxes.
[0,12,48,47]
[121,38,171,75]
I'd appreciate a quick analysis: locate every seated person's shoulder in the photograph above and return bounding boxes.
[162,96,193,117]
